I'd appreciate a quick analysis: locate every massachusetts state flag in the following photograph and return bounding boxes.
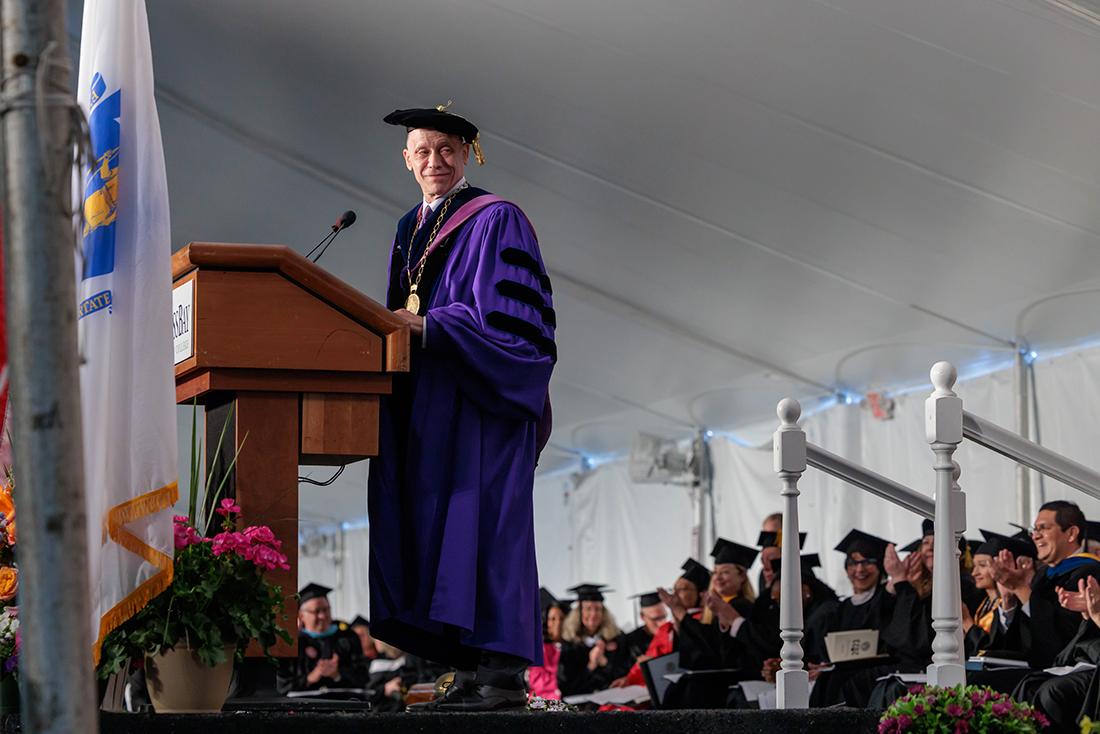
[77,0,178,663]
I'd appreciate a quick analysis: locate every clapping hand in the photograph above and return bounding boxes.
[905,552,924,585]
[657,587,688,628]
[702,590,740,631]
[883,544,906,583]
[307,653,340,684]
[1058,581,1088,613]
[1085,576,1100,628]
[587,639,608,670]
[990,549,1025,591]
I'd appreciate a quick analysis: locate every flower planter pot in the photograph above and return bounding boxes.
[144,643,235,713]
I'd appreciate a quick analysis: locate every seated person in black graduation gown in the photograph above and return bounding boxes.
[556,584,633,697]
[961,529,1037,660]
[276,583,370,695]
[807,530,903,707]
[655,539,768,708]
[1004,503,1100,731]
[622,591,668,662]
[611,559,711,690]
[967,502,1100,705]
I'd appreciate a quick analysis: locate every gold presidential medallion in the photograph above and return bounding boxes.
[405,292,420,314]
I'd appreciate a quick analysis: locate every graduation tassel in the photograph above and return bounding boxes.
[472,134,485,166]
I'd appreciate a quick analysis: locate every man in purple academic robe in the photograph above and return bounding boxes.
[368,106,555,711]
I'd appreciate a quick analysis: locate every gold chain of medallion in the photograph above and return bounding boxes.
[405,183,466,313]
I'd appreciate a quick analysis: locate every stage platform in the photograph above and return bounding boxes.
[1,708,883,734]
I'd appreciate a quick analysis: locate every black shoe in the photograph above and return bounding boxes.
[406,683,527,712]
[405,671,472,712]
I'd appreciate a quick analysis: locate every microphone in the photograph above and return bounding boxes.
[307,210,357,263]
[332,210,356,233]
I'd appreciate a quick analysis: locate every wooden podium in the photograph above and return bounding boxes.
[171,243,409,655]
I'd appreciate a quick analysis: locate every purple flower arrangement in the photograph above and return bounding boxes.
[879,685,1048,734]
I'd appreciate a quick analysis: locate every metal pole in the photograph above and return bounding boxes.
[1014,349,1031,526]
[0,0,97,731]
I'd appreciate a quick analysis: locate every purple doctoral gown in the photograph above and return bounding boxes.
[368,193,554,667]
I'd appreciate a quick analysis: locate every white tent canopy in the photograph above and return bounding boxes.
[68,0,1100,607]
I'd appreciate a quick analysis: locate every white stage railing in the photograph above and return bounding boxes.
[772,396,948,707]
[774,359,1100,708]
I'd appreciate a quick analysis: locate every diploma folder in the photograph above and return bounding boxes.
[824,629,879,663]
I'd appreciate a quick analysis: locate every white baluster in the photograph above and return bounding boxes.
[925,362,966,687]
[774,398,809,708]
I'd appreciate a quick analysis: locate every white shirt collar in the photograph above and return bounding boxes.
[425,177,467,212]
[849,589,875,606]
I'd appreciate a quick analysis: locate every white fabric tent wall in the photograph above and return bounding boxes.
[297,528,370,625]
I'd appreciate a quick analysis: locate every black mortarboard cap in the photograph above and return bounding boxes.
[629,591,662,608]
[772,553,821,580]
[383,105,485,164]
[900,519,936,553]
[757,530,807,549]
[977,528,1037,559]
[540,587,567,614]
[711,538,759,567]
[1088,521,1100,543]
[351,615,369,628]
[680,558,711,592]
[834,530,891,560]
[568,583,609,602]
[298,582,332,604]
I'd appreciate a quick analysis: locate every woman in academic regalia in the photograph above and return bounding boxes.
[556,584,633,697]
[806,530,900,707]
[656,540,770,708]
[528,588,569,699]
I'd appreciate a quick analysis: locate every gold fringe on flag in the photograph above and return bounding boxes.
[92,480,179,665]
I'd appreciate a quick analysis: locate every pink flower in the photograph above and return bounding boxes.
[945,704,963,717]
[210,531,249,556]
[913,704,925,716]
[215,498,242,517]
[244,525,275,544]
[954,720,968,734]
[173,518,203,549]
[990,702,1012,717]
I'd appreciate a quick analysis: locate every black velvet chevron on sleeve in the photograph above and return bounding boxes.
[486,311,557,361]
[494,280,556,327]
[500,247,552,293]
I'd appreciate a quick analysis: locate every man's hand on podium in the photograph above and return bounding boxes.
[394,308,424,336]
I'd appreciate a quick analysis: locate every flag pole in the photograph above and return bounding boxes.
[0,0,98,730]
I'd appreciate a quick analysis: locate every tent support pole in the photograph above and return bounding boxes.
[0,0,97,730]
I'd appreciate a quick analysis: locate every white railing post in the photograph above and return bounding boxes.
[925,362,966,687]
[774,398,809,708]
